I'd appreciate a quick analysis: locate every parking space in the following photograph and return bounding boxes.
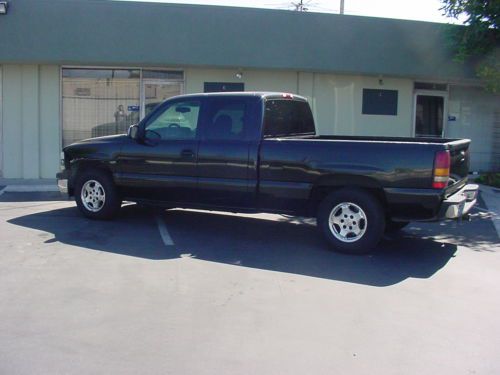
[0,192,499,374]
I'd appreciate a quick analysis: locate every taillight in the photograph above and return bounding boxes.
[432,150,450,189]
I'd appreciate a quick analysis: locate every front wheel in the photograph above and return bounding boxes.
[75,169,122,220]
[317,189,385,254]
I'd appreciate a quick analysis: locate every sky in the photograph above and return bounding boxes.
[118,0,465,24]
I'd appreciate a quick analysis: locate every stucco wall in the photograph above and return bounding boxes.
[185,68,414,137]
[1,64,60,179]
[0,65,497,179]
[447,85,499,172]
[310,74,413,136]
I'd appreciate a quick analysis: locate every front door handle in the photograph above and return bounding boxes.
[181,149,195,158]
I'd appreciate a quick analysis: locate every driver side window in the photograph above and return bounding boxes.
[144,100,201,140]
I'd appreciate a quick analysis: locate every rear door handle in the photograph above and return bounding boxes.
[181,149,195,158]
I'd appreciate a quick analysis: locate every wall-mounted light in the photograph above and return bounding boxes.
[378,75,384,86]
[0,1,8,15]
[235,72,243,79]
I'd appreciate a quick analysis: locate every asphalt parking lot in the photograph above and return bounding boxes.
[0,190,499,374]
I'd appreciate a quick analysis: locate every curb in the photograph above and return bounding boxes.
[477,183,500,238]
[3,184,59,193]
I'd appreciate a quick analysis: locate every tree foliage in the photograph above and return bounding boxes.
[441,0,500,93]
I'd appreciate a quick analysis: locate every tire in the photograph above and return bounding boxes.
[317,188,385,254]
[385,220,409,233]
[74,169,122,220]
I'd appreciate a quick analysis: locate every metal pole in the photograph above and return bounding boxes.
[340,0,344,14]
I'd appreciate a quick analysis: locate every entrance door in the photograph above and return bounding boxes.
[414,91,447,137]
[140,81,183,120]
[0,66,2,177]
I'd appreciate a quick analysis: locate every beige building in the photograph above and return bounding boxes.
[0,0,498,181]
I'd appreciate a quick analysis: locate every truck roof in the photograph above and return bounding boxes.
[171,92,308,102]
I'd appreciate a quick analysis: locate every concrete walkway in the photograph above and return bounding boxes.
[0,179,58,193]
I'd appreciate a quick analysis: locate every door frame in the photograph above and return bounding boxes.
[140,80,184,120]
[0,66,3,177]
[412,89,448,138]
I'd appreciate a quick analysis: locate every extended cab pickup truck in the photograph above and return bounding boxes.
[57,92,478,254]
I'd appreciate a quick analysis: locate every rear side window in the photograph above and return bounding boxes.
[204,99,248,141]
[263,100,315,138]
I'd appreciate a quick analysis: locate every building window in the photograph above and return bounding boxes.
[61,68,183,147]
[204,82,244,93]
[362,89,398,116]
[414,82,448,91]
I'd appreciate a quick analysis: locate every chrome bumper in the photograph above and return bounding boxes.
[56,171,69,194]
[57,179,68,194]
[439,184,479,220]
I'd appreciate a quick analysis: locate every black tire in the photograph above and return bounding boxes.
[317,188,385,254]
[74,169,122,220]
[385,220,409,233]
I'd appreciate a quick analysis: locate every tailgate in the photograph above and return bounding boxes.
[446,139,471,192]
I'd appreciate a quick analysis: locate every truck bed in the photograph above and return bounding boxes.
[287,134,468,146]
[259,134,471,215]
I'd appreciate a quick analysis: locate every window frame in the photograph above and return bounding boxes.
[412,89,448,138]
[60,66,185,150]
[361,88,399,116]
[262,98,316,138]
[199,97,258,142]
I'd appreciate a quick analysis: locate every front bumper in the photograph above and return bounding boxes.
[56,170,69,194]
[438,183,479,220]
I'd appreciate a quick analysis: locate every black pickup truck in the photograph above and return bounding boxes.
[57,92,478,254]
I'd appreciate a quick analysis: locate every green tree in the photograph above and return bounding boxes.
[441,0,500,93]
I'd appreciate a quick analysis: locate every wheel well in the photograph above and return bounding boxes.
[69,161,113,196]
[309,185,387,217]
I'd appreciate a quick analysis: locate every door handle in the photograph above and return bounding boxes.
[181,149,195,158]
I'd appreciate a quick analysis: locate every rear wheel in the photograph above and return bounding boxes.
[317,189,385,254]
[75,169,122,220]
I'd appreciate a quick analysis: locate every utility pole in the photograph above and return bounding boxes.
[340,0,345,14]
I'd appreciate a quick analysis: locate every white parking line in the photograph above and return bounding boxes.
[0,187,5,197]
[156,215,174,246]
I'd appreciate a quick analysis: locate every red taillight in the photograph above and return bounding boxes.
[432,150,450,189]
[282,93,294,99]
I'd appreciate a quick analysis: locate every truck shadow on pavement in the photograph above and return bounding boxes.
[7,203,472,287]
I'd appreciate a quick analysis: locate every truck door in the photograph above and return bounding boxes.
[116,98,201,203]
[197,96,261,209]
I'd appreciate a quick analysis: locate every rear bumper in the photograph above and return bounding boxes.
[438,183,478,220]
[384,183,478,222]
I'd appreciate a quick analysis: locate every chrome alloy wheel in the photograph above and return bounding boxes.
[81,180,106,212]
[328,202,367,243]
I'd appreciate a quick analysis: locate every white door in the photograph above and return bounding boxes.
[0,66,3,177]
[140,81,183,120]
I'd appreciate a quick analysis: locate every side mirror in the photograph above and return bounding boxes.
[127,124,140,140]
